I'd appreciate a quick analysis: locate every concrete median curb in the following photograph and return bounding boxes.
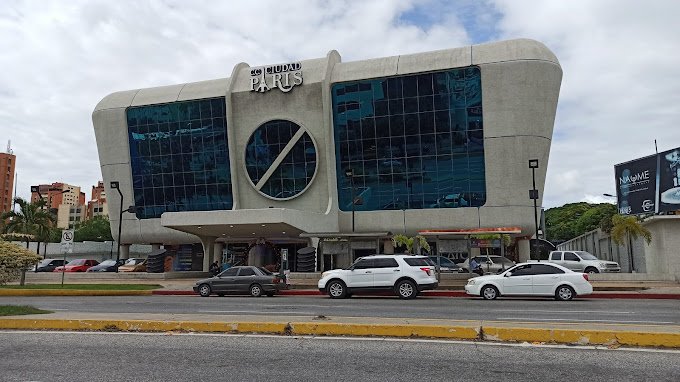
[0,317,678,348]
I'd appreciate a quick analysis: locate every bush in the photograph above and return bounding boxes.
[0,241,41,285]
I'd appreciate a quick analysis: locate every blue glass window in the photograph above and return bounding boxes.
[127,98,232,219]
[332,67,486,211]
[245,120,317,199]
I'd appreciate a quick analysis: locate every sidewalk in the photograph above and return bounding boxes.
[1,311,678,348]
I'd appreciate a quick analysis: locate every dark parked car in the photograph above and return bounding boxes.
[33,259,66,272]
[87,259,124,272]
[194,266,288,297]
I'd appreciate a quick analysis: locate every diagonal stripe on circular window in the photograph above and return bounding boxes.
[245,120,317,200]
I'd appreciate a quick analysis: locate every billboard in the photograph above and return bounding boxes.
[614,147,680,215]
[658,148,680,213]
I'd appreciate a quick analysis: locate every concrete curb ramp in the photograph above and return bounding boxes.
[0,318,678,349]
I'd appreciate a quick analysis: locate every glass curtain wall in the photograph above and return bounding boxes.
[126,98,232,219]
[332,67,486,211]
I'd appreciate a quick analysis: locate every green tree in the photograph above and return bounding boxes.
[545,202,617,242]
[1,198,55,252]
[610,215,652,272]
[74,216,113,242]
[392,234,431,254]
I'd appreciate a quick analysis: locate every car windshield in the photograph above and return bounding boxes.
[575,251,598,260]
[67,259,86,265]
[39,259,54,266]
[100,260,116,266]
[125,259,141,265]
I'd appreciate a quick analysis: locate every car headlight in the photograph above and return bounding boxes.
[467,279,476,285]
[599,262,607,268]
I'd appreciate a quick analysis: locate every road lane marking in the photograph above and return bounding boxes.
[495,317,675,324]
[495,310,635,314]
[198,310,320,315]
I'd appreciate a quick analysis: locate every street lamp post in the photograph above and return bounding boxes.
[110,181,123,273]
[345,169,356,232]
[528,159,540,261]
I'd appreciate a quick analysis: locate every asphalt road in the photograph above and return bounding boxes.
[2,331,679,382]
[1,295,679,324]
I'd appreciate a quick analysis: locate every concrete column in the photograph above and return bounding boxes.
[213,242,225,265]
[517,238,530,262]
[310,237,320,272]
[199,236,216,272]
[383,239,394,254]
[248,244,265,267]
[151,243,162,251]
[120,244,130,260]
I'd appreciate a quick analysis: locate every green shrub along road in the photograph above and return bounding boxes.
[0,305,52,316]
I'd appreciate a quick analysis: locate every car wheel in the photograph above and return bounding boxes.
[327,280,347,299]
[250,284,263,297]
[585,267,599,275]
[396,279,417,299]
[555,285,575,301]
[481,285,499,300]
[198,283,211,297]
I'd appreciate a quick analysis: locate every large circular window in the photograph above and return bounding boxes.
[245,120,317,200]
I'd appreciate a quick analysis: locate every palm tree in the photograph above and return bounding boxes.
[610,214,652,272]
[1,197,55,252]
[392,234,431,254]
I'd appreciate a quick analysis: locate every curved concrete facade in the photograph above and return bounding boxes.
[92,38,561,247]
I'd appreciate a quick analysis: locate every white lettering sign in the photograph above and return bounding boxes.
[250,62,303,93]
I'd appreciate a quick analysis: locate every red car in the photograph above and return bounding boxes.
[53,259,99,272]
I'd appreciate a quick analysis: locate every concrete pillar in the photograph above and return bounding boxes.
[383,239,394,254]
[213,242,225,265]
[199,236,216,272]
[120,244,130,260]
[310,237,320,272]
[151,243,162,251]
[248,244,265,267]
[517,239,530,262]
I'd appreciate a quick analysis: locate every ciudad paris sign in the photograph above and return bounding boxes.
[250,62,303,93]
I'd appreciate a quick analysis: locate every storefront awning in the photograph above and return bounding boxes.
[418,227,522,237]
[299,232,392,239]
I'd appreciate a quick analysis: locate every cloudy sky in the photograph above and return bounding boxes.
[1,0,678,208]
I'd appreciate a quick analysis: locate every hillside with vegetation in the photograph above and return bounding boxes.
[545,202,617,243]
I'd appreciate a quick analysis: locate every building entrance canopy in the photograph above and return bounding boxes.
[418,227,523,238]
[160,208,336,240]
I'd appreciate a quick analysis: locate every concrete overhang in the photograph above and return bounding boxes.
[160,208,336,239]
[418,227,523,238]
[300,232,393,239]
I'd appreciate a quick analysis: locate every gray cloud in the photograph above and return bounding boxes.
[1,0,678,210]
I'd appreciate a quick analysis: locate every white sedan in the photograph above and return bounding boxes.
[464,262,593,301]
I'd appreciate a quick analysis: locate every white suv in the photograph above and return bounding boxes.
[317,255,438,299]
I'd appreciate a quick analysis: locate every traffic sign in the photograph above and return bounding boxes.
[61,229,74,254]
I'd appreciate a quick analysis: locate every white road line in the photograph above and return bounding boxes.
[198,310,320,315]
[495,317,675,324]
[495,310,635,314]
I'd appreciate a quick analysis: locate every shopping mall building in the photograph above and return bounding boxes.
[92,38,562,272]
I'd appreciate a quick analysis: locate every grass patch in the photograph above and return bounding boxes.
[0,305,53,316]
[0,284,161,290]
